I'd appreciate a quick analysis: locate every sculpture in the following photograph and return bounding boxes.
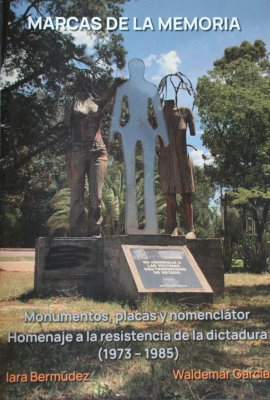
[158,99,196,238]
[109,59,169,234]
[65,78,125,237]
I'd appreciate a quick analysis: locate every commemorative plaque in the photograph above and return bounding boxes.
[121,245,213,303]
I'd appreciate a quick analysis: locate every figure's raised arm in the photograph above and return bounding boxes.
[64,98,73,127]
[109,85,126,143]
[187,107,196,136]
[99,77,127,109]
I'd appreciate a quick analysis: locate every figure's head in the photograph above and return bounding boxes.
[164,99,176,109]
[66,70,107,102]
[128,58,145,80]
[76,91,91,102]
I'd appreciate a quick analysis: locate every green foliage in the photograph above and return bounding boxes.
[0,154,68,246]
[93,383,113,398]
[229,187,270,205]
[222,236,233,273]
[228,187,270,242]
[2,271,270,400]
[226,206,243,240]
[196,41,270,190]
[192,167,217,237]
[44,155,218,238]
[0,208,25,247]
[45,188,71,236]
[135,161,217,237]
[237,231,269,274]
[196,40,270,261]
[1,0,128,246]
[222,203,244,272]
[1,1,127,176]
[45,162,126,236]
[102,163,126,236]
[214,39,268,69]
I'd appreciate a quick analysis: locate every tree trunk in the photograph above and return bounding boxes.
[1,0,11,68]
[242,204,248,271]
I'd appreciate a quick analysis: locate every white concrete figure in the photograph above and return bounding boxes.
[109,58,169,234]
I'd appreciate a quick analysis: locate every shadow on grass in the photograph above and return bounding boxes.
[15,288,137,308]
[16,289,37,302]
[15,288,108,303]
[225,284,270,298]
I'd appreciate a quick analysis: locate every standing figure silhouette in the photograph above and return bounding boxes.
[109,59,169,234]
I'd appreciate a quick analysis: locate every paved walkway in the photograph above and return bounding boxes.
[0,249,35,257]
[0,249,35,272]
[0,262,34,272]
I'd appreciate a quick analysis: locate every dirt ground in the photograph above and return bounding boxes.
[0,249,35,272]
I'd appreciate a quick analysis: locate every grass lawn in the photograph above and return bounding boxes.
[232,259,244,269]
[0,257,35,262]
[0,271,270,400]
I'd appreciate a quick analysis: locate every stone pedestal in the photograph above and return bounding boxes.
[35,238,103,298]
[35,236,224,302]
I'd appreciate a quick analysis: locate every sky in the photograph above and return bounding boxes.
[6,0,270,168]
[74,0,270,167]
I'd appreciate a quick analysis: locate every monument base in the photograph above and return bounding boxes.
[35,235,224,304]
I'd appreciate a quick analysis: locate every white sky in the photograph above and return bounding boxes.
[117,0,270,166]
[4,0,270,169]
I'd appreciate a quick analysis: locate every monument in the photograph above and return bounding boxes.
[109,58,169,234]
[158,100,196,238]
[35,59,224,303]
[119,245,213,303]
[64,77,126,237]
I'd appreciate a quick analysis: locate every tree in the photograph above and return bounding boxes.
[102,163,126,236]
[196,40,270,243]
[229,187,270,243]
[213,40,269,70]
[45,162,126,237]
[45,188,71,237]
[1,0,127,175]
[192,167,216,237]
[0,0,128,246]
[154,165,216,237]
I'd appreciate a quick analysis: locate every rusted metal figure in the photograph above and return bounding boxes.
[65,79,124,237]
[158,99,196,238]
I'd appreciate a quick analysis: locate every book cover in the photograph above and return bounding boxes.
[1,1,270,399]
